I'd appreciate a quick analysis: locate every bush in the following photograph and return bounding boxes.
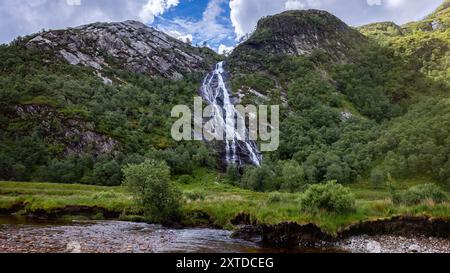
[241,164,278,192]
[192,144,217,168]
[279,160,306,192]
[92,157,122,186]
[392,184,448,205]
[122,160,182,223]
[300,181,355,214]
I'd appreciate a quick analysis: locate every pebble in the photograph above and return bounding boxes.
[337,235,450,253]
[1,221,450,253]
[0,221,259,253]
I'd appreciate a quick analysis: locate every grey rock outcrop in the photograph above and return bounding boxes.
[25,20,217,79]
[15,104,118,156]
[230,10,368,66]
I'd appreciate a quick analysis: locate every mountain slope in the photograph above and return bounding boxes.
[1,4,449,191]
[230,10,368,73]
[225,6,449,189]
[22,20,218,80]
[359,3,450,85]
[0,22,220,184]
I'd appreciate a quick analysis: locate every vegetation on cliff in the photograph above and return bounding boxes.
[1,2,450,228]
[227,6,450,192]
[1,172,449,233]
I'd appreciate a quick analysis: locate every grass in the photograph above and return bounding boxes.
[1,170,449,234]
[0,181,133,213]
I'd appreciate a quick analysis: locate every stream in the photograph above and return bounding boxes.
[1,216,449,253]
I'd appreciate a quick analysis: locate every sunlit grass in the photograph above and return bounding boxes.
[1,171,449,234]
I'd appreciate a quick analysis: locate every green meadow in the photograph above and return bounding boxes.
[1,169,449,234]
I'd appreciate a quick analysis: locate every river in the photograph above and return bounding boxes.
[0,216,449,253]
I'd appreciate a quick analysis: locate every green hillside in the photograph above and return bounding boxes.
[227,7,449,192]
[0,3,449,199]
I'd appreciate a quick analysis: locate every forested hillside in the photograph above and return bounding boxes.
[0,4,449,193]
[0,22,220,185]
[227,7,450,191]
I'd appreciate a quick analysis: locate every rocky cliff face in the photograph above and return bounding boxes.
[14,104,117,156]
[25,20,218,80]
[230,10,367,65]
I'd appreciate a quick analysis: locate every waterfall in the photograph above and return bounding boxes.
[200,61,262,167]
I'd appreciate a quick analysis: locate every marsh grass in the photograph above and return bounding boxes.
[1,173,449,234]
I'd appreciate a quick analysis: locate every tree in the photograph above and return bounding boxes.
[122,160,182,223]
[279,160,306,192]
[0,153,13,180]
[325,163,345,183]
[241,164,277,192]
[92,157,122,186]
[193,144,216,168]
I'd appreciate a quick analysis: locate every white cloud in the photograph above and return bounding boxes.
[139,0,180,23]
[156,0,234,50]
[285,0,305,10]
[386,0,406,8]
[230,0,298,39]
[218,44,234,55]
[366,0,381,6]
[164,29,193,43]
[0,0,141,43]
[0,0,180,44]
[0,0,444,47]
[229,0,442,39]
[366,0,405,7]
[66,0,81,6]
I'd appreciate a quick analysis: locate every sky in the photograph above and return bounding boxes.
[0,0,443,53]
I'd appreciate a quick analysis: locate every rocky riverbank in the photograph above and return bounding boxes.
[0,220,262,253]
[337,235,450,253]
[1,218,449,253]
[232,216,450,249]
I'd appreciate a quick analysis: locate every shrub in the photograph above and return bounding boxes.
[122,160,182,223]
[241,164,278,192]
[392,184,448,205]
[279,160,306,192]
[192,144,217,168]
[92,157,122,186]
[300,181,355,214]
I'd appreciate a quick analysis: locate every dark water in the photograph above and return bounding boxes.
[0,216,337,253]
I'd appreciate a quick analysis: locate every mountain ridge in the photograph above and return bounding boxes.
[230,9,367,66]
[0,3,449,189]
[21,20,219,80]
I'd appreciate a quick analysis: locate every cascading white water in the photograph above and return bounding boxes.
[200,62,262,167]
